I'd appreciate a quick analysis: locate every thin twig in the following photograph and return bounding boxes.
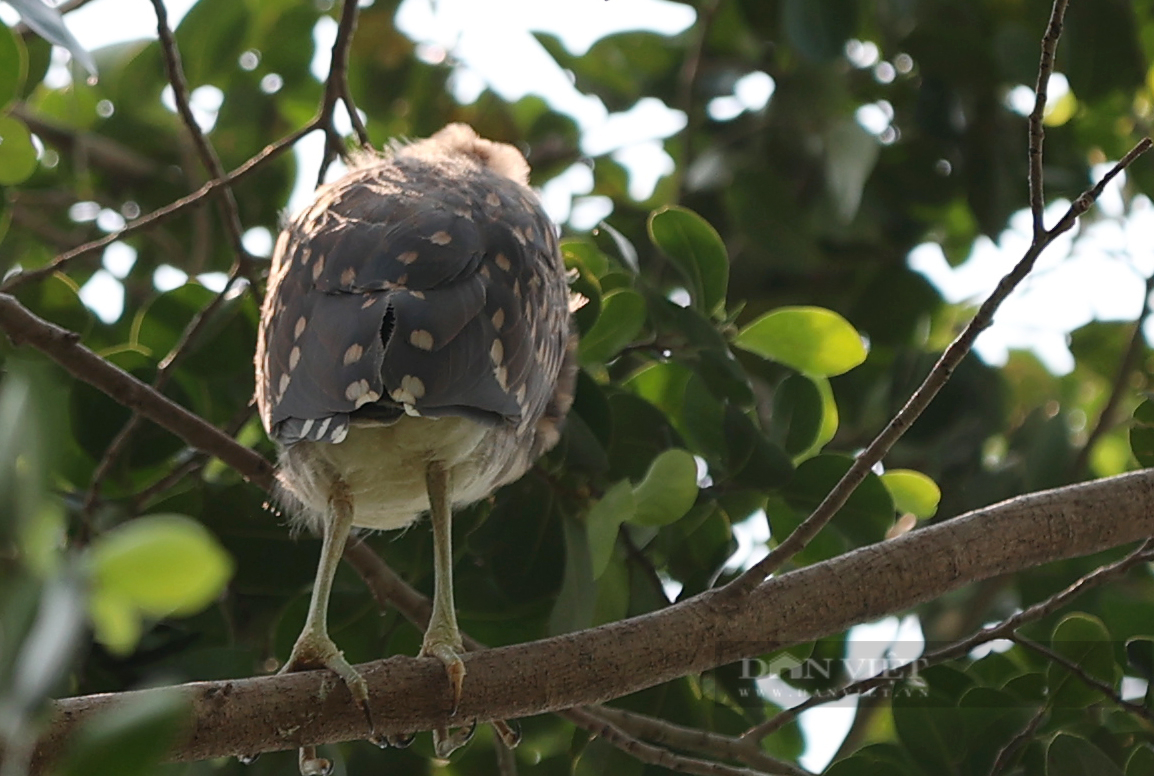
[1029,0,1068,239]
[331,0,370,149]
[150,0,252,265]
[82,269,248,514]
[0,294,275,491]
[723,118,1152,602]
[988,704,1047,776]
[0,123,315,293]
[315,0,368,186]
[1071,268,1154,476]
[127,403,256,514]
[1011,634,1154,722]
[742,539,1154,742]
[563,707,772,776]
[593,706,811,776]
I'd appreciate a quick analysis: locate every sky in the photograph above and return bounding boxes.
[4,0,1153,769]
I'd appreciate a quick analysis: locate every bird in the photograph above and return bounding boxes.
[254,123,576,774]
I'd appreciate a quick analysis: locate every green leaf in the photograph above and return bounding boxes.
[0,22,27,110]
[586,480,634,579]
[893,689,963,773]
[6,0,96,76]
[784,454,893,547]
[880,469,941,519]
[0,114,38,185]
[647,205,729,316]
[1129,399,1154,467]
[88,515,234,654]
[578,288,646,366]
[629,448,699,527]
[772,374,824,456]
[735,306,867,376]
[1049,612,1117,708]
[1046,733,1125,776]
[548,513,597,636]
[1126,745,1154,776]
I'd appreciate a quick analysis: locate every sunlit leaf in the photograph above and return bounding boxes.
[880,469,941,519]
[586,480,634,579]
[629,448,698,527]
[0,114,38,185]
[735,306,867,376]
[89,514,234,631]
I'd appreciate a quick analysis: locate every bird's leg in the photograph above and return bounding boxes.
[281,477,378,774]
[420,460,474,757]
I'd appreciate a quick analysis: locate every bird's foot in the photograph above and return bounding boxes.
[492,719,522,749]
[298,746,333,776]
[420,631,473,757]
[419,636,466,711]
[433,718,477,759]
[281,628,384,772]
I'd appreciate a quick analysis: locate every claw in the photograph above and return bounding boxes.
[493,719,521,749]
[281,630,375,734]
[420,639,466,713]
[281,629,374,775]
[386,732,415,749]
[299,747,333,776]
[433,718,477,758]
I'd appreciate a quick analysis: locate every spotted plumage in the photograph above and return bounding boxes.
[255,124,576,528]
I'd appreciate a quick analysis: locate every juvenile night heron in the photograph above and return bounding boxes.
[255,124,575,773]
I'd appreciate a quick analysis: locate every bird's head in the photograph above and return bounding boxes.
[395,123,531,187]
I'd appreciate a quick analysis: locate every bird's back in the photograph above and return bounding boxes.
[255,125,575,529]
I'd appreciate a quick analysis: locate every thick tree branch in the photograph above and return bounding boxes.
[741,538,1154,742]
[29,467,1154,766]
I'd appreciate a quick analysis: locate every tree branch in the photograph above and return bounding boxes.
[741,538,1154,742]
[0,294,274,492]
[29,467,1154,767]
[723,135,1152,601]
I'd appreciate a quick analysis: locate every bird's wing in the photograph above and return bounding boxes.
[255,160,568,447]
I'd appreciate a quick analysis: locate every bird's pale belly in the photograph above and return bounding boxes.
[277,416,523,532]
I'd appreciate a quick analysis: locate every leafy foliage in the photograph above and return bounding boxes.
[2,0,1154,774]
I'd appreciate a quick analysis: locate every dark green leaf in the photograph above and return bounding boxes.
[1129,399,1154,467]
[782,0,857,62]
[578,289,646,366]
[1046,733,1126,776]
[1049,613,1117,708]
[0,22,26,109]
[647,205,730,316]
[784,454,893,546]
[771,373,824,456]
